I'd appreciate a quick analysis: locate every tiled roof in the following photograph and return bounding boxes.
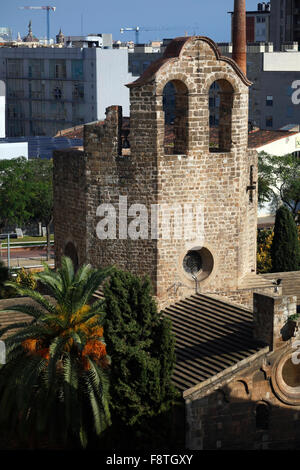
[1,290,270,394]
[247,129,299,149]
[54,126,86,140]
[210,127,299,149]
[55,117,131,140]
[126,36,251,88]
[0,298,34,339]
[163,293,265,392]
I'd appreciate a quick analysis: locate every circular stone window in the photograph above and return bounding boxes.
[282,358,300,388]
[182,247,214,282]
[272,351,300,405]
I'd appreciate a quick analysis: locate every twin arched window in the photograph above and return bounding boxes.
[162,78,234,155]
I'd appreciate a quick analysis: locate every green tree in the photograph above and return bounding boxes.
[0,158,33,231]
[258,152,300,221]
[0,257,112,449]
[103,268,178,431]
[0,158,53,260]
[271,205,300,272]
[27,159,53,260]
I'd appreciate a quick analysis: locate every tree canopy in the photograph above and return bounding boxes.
[0,257,112,448]
[271,205,300,273]
[258,152,300,222]
[0,157,53,230]
[103,269,178,428]
[0,157,53,257]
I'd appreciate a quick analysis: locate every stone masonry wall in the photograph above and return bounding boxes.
[53,37,259,310]
[185,347,300,450]
[53,148,87,267]
[185,293,299,450]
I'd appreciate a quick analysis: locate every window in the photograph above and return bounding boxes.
[7,59,23,78]
[28,59,44,79]
[49,59,66,79]
[266,116,273,127]
[49,102,65,120]
[256,403,269,430]
[209,79,234,152]
[30,80,45,99]
[266,95,273,106]
[72,82,84,100]
[182,247,214,282]
[6,79,24,98]
[163,80,188,155]
[53,86,62,100]
[71,60,84,80]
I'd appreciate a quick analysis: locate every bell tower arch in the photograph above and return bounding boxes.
[122,36,257,308]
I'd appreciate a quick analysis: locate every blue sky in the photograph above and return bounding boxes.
[1,0,260,43]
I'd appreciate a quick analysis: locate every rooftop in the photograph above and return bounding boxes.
[57,122,299,151]
[163,293,265,392]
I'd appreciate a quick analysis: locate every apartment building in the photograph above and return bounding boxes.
[230,2,271,43]
[270,0,300,50]
[210,42,300,131]
[0,46,133,137]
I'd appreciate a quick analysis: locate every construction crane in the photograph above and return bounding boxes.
[120,25,199,44]
[19,6,56,43]
[120,27,140,44]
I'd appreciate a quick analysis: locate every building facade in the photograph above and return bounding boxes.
[128,40,300,131]
[270,0,300,50]
[52,33,300,450]
[231,2,271,43]
[213,42,300,130]
[0,47,133,137]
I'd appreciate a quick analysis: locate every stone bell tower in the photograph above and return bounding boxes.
[124,35,256,308]
[54,29,260,310]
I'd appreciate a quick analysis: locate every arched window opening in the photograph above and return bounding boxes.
[163,80,188,155]
[64,241,79,272]
[256,403,270,431]
[209,79,234,153]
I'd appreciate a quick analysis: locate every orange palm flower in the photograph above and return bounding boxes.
[22,339,39,353]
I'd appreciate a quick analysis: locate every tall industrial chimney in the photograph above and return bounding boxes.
[232,0,247,75]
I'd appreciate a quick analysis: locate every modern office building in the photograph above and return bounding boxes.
[270,0,300,50]
[209,42,300,130]
[0,79,28,159]
[0,43,133,137]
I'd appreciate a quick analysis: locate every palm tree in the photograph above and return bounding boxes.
[0,257,112,449]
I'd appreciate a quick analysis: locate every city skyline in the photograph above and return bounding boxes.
[1,0,260,44]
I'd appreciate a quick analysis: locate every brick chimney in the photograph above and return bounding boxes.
[232,0,247,75]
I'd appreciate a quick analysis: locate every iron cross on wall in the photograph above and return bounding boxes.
[247,165,257,203]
